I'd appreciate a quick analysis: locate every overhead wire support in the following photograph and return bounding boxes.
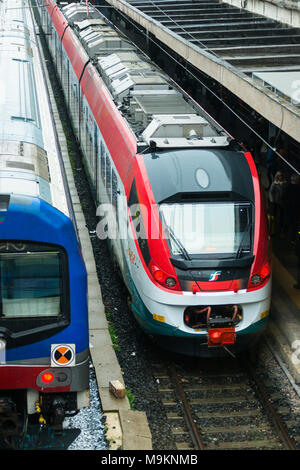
[94,0,300,175]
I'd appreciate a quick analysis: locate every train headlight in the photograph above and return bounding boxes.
[165,277,177,288]
[249,262,271,289]
[250,274,261,285]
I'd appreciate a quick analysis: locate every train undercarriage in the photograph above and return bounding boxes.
[0,390,79,447]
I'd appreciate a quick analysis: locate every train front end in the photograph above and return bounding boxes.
[0,195,89,436]
[126,148,271,357]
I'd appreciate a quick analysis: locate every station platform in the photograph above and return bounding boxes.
[267,233,300,385]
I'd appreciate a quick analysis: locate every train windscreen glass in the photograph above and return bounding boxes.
[0,251,63,318]
[160,202,252,257]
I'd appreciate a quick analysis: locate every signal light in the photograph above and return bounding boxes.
[153,269,164,282]
[149,260,179,290]
[260,263,271,279]
[207,328,236,346]
[41,372,54,384]
[36,368,71,388]
[209,330,222,343]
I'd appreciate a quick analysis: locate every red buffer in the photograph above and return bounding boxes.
[207,328,236,347]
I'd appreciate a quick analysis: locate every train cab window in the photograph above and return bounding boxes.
[0,249,65,318]
[160,202,252,258]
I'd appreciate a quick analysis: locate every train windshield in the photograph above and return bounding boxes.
[160,202,252,257]
[0,250,64,318]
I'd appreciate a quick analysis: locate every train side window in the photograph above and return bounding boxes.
[85,122,89,157]
[94,124,99,193]
[57,37,62,79]
[62,49,69,105]
[90,131,93,169]
[70,71,79,133]
[51,28,55,56]
[88,130,93,171]
[101,141,105,182]
[128,180,151,265]
[128,179,138,208]
[112,169,118,212]
[106,153,111,201]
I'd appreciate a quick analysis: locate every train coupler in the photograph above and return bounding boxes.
[38,396,67,428]
[35,401,46,429]
[51,398,65,426]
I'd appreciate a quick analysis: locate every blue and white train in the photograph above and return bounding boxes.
[0,0,89,438]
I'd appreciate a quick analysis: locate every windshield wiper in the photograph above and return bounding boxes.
[236,218,252,259]
[167,225,205,292]
[167,225,191,261]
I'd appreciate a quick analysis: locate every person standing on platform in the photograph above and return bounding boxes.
[268,171,287,236]
[282,174,300,243]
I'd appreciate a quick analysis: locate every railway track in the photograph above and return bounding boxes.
[152,351,299,450]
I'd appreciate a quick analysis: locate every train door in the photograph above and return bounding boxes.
[94,122,99,200]
[69,66,80,138]
[99,139,106,204]
[56,36,62,82]
[50,22,56,58]
[111,169,125,274]
[62,47,69,108]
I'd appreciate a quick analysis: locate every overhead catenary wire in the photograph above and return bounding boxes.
[128,0,220,57]
[91,0,300,175]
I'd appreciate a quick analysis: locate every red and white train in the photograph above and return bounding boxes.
[37,0,272,357]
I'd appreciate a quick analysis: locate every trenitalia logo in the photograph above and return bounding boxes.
[209,271,222,282]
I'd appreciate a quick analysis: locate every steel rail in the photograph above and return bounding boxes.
[168,357,297,451]
[240,357,297,451]
[169,365,205,450]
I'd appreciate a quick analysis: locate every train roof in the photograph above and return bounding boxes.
[0,193,77,251]
[142,148,254,203]
[0,6,43,150]
[0,0,70,218]
[61,3,232,153]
